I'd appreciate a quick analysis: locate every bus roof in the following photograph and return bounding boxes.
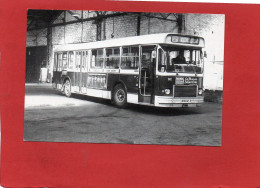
[54,33,205,52]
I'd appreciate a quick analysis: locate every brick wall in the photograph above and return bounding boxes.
[185,13,225,63]
[82,21,97,42]
[52,26,65,45]
[49,12,180,46]
[105,15,138,40]
[185,13,225,91]
[140,15,178,35]
[26,28,47,46]
[27,11,224,52]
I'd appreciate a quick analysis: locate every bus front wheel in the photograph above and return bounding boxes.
[113,84,127,108]
[63,80,72,97]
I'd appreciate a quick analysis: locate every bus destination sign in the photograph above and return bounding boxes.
[176,77,198,85]
[171,36,199,45]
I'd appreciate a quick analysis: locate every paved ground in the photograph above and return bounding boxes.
[24,84,222,146]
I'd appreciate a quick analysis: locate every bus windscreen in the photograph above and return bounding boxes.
[158,45,203,74]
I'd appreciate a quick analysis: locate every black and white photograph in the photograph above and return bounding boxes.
[24,10,224,146]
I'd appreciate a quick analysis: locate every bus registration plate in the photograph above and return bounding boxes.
[181,99,192,103]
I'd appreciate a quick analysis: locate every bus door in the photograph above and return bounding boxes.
[139,45,156,104]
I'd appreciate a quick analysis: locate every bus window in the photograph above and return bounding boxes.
[82,51,88,70]
[184,50,191,63]
[58,53,62,69]
[192,50,201,66]
[91,49,104,68]
[121,46,139,69]
[62,52,68,69]
[68,51,75,69]
[105,48,120,69]
[158,45,202,73]
[75,52,81,69]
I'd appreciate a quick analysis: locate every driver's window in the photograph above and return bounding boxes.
[158,48,166,72]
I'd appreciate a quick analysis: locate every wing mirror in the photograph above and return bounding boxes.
[203,51,207,58]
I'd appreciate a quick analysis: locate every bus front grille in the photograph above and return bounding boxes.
[174,85,197,97]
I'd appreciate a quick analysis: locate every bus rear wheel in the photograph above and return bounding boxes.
[113,84,127,108]
[63,80,71,97]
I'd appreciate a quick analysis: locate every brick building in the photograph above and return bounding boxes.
[26,10,224,91]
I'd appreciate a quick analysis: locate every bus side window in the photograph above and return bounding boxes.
[82,51,88,70]
[85,51,88,70]
[75,52,81,69]
[91,54,96,68]
[91,50,97,68]
[91,49,104,68]
[68,51,75,69]
[58,53,62,70]
[62,52,68,69]
[105,48,119,69]
[121,46,139,69]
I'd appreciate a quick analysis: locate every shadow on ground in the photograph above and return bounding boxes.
[72,93,219,117]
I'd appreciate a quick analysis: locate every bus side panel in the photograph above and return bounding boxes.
[107,73,120,91]
[82,72,88,88]
[71,72,75,86]
[119,74,138,93]
[75,72,80,87]
[66,72,74,85]
[69,71,79,92]
[53,71,62,85]
[52,71,58,85]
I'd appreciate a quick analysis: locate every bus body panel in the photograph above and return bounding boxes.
[52,71,61,85]
[119,74,139,94]
[106,73,120,92]
[154,76,175,96]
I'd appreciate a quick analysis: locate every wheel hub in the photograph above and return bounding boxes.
[117,90,125,102]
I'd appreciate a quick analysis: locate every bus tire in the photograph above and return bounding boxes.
[113,84,127,108]
[63,80,72,97]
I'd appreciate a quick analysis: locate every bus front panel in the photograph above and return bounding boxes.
[154,75,203,107]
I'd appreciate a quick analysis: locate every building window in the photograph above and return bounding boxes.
[96,21,102,41]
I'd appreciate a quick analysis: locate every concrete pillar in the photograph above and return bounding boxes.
[47,26,53,83]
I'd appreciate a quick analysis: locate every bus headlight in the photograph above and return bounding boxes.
[165,89,171,95]
[198,89,203,95]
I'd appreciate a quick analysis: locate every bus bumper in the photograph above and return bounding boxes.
[154,96,204,107]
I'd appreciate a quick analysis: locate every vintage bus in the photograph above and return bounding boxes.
[52,33,205,108]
